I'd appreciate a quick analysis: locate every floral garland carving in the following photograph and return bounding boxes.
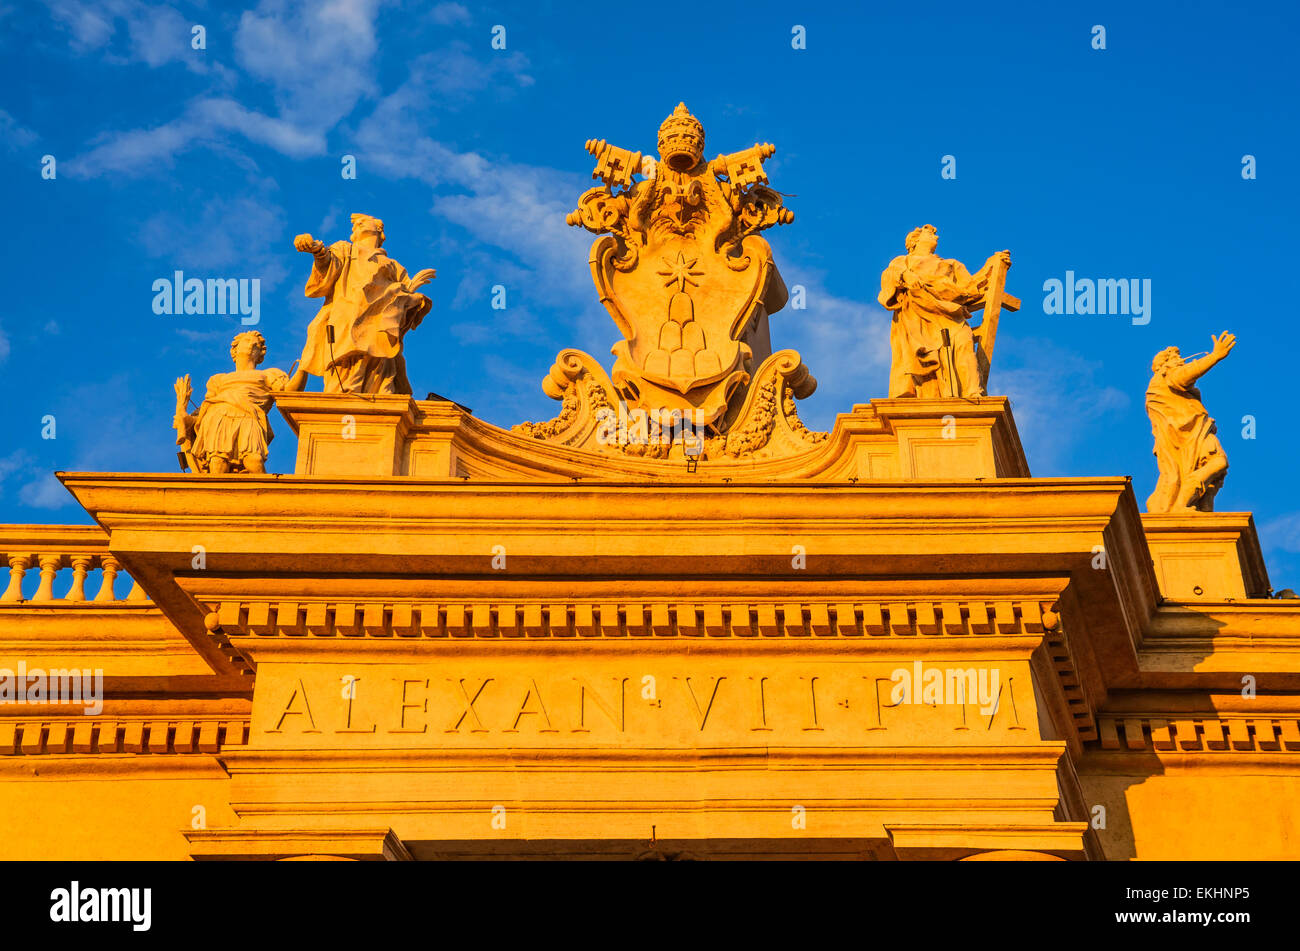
[784,384,828,444]
[723,379,779,457]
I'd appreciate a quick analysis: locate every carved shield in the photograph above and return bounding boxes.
[593,232,786,427]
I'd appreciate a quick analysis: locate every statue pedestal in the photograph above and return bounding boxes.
[276,393,470,478]
[276,393,418,478]
[1141,512,1271,601]
[842,397,1030,480]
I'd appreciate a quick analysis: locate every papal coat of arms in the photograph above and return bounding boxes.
[515,103,825,460]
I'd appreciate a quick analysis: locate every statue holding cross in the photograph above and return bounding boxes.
[877,224,1019,398]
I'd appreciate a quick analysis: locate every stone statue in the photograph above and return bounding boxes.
[293,214,435,395]
[173,331,304,474]
[878,225,1014,399]
[1146,332,1236,513]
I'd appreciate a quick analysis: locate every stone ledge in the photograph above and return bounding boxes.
[1141,511,1270,600]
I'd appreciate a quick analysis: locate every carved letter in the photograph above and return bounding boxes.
[270,679,320,733]
[865,676,899,731]
[339,675,375,733]
[800,675,824,731]
[505,679,558,732]
[392,678,428,733]
[572,677,627,733]
[749,676,772,731]
[681,676,725,731]
[446,677,493,732]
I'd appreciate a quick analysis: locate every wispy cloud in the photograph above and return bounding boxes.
[995,336,1129,473]
[396,43,533,102]
[233,0,381,130]
[1261,512,1300,553]
[1,449,71,510]
[777,270,892,431]
[68,97,325,177]
[13,373,168,509]
[429,2,470,26]
[41,0,1113,475]
[0,449,30,483]
[0,109,39,152]
[137,194,289,287]
[63,0,388,177]
[353,57,593,322]
[43,0,218,73]
[0,449,69,511]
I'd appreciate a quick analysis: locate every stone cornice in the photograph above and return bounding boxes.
[0,716,248,756]
[1095,715,1300,755]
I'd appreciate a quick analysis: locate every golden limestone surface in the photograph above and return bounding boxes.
[515,103,823,461]
[1145,332,1235,513]
[4,103,1297,865]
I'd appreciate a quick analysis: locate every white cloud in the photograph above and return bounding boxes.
[361,178,591,338]
[0,449,31,482]
[69,97,325,177]
[137,195,290,305]
[19,472,70,510]
[44,0,115,49]
[353,57,588,317]
[68,113,198,177]
[1261,512,1300,554]
[234,0,381,130]
[396,44,533,101]
[0,451,70,511]
[65,0,392,178]
[0,110,38,151]
[43,0,213,72]
[994,336,1129,473]
[351,55,899,433]
[775,272,892,431]
[194,98,325,155]
[121,3,194,67]
[0,320,9,363]
[430,3,470,26]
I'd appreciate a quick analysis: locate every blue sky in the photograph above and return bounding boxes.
[2,0,1298,583]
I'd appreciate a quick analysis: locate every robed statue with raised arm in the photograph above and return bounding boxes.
[293,213,435,395]
[1146,332,1236,513]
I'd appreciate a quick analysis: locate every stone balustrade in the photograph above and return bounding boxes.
[0,526,145,604]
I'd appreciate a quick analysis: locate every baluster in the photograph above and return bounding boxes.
[94,555,120,602]
[67,555,93,602]
[127,578,148,601]
[2,555,30,602]
[32,554,62,602]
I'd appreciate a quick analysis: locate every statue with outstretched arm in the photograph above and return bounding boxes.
[294,213,435,395]
[1146,331,1236,513]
